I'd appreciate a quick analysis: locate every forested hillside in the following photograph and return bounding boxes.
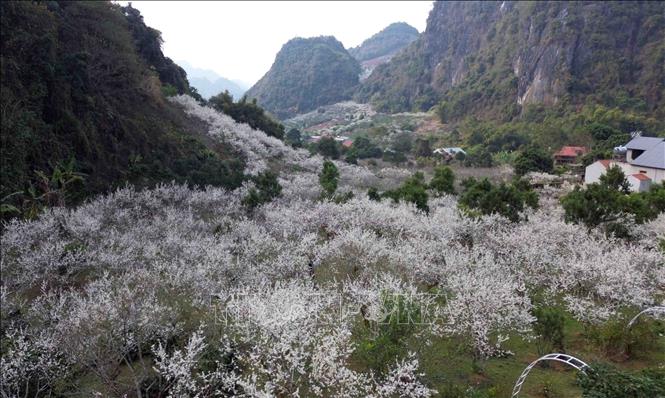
[356,1,665,123]
[0,1,243,216]
[245,36,361,119]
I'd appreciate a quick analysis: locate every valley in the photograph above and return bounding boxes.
[1,1,663,398]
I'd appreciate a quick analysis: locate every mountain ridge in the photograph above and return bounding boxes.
[355,1,665,122]
[245,36,361,119]
[178,60,247,99]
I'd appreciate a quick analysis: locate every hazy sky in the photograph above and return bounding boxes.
[119,1,434,86]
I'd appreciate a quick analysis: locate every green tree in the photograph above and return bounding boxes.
[242,171,282,212]
[599,165,630,194]
[345,151,358,164]
[562,175,665,236]
[463,145,494,167]
[459,178,538,222]
[209,91,285,139]
[513,146,554,176]
[367,187,381,201]
[430,166,455,195]
[588,122,621,141]
[350,136,382,159]
[319,160,339,198]
[317,137,340,159]
[399,172,430,212]
[383,172,430,213]
[532,306,565,353]
[285,128,302,147]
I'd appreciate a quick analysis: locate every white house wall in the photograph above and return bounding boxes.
[584,162,607,185]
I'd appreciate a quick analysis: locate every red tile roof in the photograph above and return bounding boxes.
[555,146,588,158]
[342,139,353,148]
[630,173,651,181]
[598,159,612,169]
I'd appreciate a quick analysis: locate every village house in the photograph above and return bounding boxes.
[584,136,665,192]
[553,146,588,165]
[433,147,466,160]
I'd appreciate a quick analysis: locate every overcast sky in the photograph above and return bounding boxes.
[118,1,434,86]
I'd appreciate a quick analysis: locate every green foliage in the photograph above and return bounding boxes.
[577,364,665,398]
[459,178,538,222]
[0,1,243,217]
[367,187,381,201]
[513,146,554,176]
[317,137,340,159]
[347,136,382,159]
[532,306,565,353]
[561,168,664,235]
[383,172,430,213]
[358,1,665,131]
[345,151,358,164]
[245,36,361,119]
[463,146,494,168]
[588,122,621,141]
[583,312,664,359]
[599,165,631,194]
[319,160,339,198]
[353,293,421,373]
[161,83,178,97]
[430,166,455,195]
[122,3,199,99]
[241,171,282,212]
[209,91,285,139]
[285,127,302,147]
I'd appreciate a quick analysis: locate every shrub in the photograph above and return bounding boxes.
[209,91,285,139]
[383,172,430,213]
[532,306,565,353]
[319,160,339,198]
[561,169,664,236]
[242,171,282,212]
[513,146,554,176]
[352,293,421,373]
[285,128,302,147]
[430,165,455,195]
[459,178,538,222]
[350,137,382,159]
[317,137,340,159]
[577,364,665,398]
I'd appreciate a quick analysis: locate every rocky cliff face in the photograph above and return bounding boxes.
[246,36,361,119]
[349,22,419,62]
[349,22,420,80]
[356,1,665,119]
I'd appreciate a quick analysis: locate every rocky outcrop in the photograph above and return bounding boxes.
[355,1,665,118]
[349,22,419,80]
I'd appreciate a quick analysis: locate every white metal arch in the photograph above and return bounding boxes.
[511,353,589,398]
[626,306,665,329]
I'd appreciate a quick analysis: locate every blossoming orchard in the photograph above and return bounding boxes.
[2,96,664,397]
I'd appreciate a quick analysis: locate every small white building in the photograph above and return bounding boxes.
[585,137,665,192]
[627,173,652,192]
